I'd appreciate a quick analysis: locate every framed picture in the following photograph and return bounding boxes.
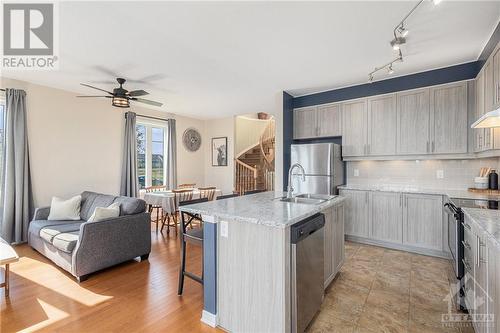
[212,137,228,166]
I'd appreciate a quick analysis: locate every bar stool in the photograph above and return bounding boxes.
[178,197,208,295]
[144,185,167,233]
[199,186,217,201]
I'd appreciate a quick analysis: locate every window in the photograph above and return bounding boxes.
[136,122,166,189]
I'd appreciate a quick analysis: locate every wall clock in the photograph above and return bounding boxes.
[183,128,202,152]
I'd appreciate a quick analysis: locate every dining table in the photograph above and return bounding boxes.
[142,188,222,214]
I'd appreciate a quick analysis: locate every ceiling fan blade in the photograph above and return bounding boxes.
[76,95,112,98]
[127,89,149,97]
[132,98,163,107]
[80,83,114,95]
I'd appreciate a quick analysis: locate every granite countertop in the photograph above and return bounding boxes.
[338,184,500,201]
[462,208,500,251]
[179,191,346,228]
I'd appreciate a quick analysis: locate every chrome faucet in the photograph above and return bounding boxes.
[287,163,306,198]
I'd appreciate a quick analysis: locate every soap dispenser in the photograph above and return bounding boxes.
[489,169,498,190]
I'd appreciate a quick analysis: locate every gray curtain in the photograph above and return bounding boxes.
[120,112,138,197]
[166,119,177,190]
[1,89,33,244]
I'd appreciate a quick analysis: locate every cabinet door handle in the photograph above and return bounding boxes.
[462,258,472,273]
[462,240,471,251]
[462,221,471,230]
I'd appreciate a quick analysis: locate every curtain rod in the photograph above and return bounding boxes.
[125,111,169,122]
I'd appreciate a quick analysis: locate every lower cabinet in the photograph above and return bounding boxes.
[341,189,369,238]
[323,203,345,288]
[370,191,402,244]
[341,189,447,256]
[402,193,443,251]
[464,216,498,333]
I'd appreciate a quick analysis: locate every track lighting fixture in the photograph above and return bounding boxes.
[390,36,406,50]
[368,0,440,82]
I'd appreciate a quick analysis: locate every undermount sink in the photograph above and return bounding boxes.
[295,193,337,201]
[280,197,327,205]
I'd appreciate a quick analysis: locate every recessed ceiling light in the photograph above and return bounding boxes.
[388,65,394,74]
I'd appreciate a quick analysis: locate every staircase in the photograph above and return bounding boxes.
[235,119,275,194]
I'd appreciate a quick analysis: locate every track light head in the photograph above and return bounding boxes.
[388,65,394,75]
[390,36,406,50]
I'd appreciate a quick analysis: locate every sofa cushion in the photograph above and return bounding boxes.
[80,191,116,221]
[39,223,83,244]
[29,220,79,237]
[113,196,146,216]
[52,231,80,253]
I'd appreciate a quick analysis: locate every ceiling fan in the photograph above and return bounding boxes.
[77,78,163,108]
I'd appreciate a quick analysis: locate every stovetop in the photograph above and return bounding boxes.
[451,197,500,210]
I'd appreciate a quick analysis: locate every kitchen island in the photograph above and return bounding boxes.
[180,191,345,332]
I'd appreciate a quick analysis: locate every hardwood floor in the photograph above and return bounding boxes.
[1,224,220,333]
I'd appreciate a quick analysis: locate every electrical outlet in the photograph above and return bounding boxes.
[354,169,359,177]
[220,221,228,238]
[436,170,444,179]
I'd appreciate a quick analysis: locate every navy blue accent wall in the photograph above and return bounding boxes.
[203,222,217,315]
[282,92,294,190]
[293,61,479,109]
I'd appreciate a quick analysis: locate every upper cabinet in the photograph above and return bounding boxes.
[396,88,431,155]
[493,48,500,108]
[317,104,342,137]
[293,106,317,139]
[342,99,367,157]
[430,82,468,154]
[293,103,342,140]
[367,94,397,156]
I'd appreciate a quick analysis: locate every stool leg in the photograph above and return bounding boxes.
[178,239,186,295]
[5,264,9,298]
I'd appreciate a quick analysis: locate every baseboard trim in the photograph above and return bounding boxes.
[201,310,217,327]
[346,235,451,259]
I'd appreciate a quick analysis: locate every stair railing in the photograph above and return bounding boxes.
[235,159,257,195]
[259,120,275,166]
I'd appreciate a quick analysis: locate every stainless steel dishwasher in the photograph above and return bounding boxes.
[291,213,325,333]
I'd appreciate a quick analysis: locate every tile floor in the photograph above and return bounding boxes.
[308,242,474,333]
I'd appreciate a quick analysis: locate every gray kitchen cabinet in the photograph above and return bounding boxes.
[340,189,369,238]
[323,206,334,287]
[293,106,317,139]
[475,232,489,333]
[484,59,496,150]
[367,94,397,156]
[402,193,443,251]
[317,103,342,137]
[369,191,402,244]
[396,88,431,155]
[323,203,345,289]
[493,47,500,108]
[430,82,468,154]
[475,68,487,152]
[342,99,368,157]
[333,203,345,275]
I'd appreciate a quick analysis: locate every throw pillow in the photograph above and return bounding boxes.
[87,202,121,222]
[47,195,82,221]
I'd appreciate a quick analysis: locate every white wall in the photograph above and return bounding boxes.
[204,117,235,195]
[347,157,500,190]
[234,116,270,156]
[1,77,206,206]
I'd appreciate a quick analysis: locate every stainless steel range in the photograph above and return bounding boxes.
[444,197,500,310]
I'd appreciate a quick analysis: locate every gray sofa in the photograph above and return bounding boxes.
[28,191,151,282]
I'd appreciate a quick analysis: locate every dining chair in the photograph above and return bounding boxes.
[178,183,196,189]
[199,186,217,201]
[244,189,266,195]
[165,189,194,233]
[144,185,167,233]
[216,193,239,200]
[178,197,208,295]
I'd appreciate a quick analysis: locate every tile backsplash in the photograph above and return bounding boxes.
[347,158,500,190]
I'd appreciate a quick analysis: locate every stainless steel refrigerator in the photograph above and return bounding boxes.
[290,143,344,195]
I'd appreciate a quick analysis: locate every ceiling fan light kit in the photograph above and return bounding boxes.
[368,0,442,82]
[78,77,163,108]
